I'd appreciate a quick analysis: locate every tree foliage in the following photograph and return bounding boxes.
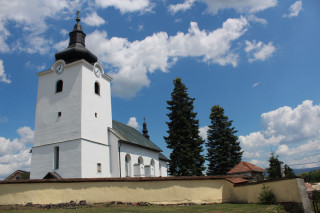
[164,78,205,176]
[258,184,276,204]
[205,105,242,175]
[266,152,283,179]
[284,164,295,178]
[299,170,320,183]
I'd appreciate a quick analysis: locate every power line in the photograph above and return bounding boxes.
[288,160,320,166]
[289,152,320,161]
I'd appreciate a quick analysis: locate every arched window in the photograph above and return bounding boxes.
[138,156,144,165]
[56,80,63,93]
[150,159,155,177]
[125,154,131,177]
[95,81,100,95]
[150,159,155,167]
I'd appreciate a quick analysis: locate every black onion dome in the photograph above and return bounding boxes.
[55,11,97,64]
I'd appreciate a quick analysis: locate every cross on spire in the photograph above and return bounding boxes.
[76,10,80,23]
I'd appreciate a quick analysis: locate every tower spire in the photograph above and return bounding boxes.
[55,10,97,64]
[142,117,150,140]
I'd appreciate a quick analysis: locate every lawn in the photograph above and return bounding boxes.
[0,203,287,213]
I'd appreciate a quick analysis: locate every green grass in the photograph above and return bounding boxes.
[0,203,287,213]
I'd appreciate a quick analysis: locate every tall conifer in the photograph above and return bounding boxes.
[164,78,205,176]
[206,105,242,175]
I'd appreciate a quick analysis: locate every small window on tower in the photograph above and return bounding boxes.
[95,113,97,118]
[97,163,101,173]
[54,146,59,170]
[95,82,100,95]
[56,80,63,93]
[58,112,62,117]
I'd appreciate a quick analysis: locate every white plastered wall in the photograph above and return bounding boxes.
[30,139,81,179]
[159,160,168,177]
[80,62,112,145]
[31,60,113,179]
[81,140,110,178]
[119,143,160,177]
[108,131,120,177]
[34,62,83,146]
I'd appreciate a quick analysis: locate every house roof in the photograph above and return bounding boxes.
[111,120,162,152]
[5,170,30,180]
[225,177,248,184]
[43,172,63,179]
[159,153,170,161]
[227,161,266,174]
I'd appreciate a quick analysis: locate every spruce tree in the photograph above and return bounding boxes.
[164,78,205,176]
[266,152,283,179]
[206,105,242,175]
[284,164,295,178]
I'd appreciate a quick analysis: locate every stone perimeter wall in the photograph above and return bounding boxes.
[0,177,310,211]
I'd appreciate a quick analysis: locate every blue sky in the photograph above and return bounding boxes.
[0,0,319,179]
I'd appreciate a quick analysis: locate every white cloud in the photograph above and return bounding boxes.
[168,0,277,14]
[0,22,10,53]
[250,159,268,169]
[138,25,144,32]
[127,117,140,130]
[0,127,33,155]
[15,36,52,55]
[261,100,320,143]
[199,126,209,140]
[83,12,106,27]
[0,137,24,156]
[283,1,302,18]
[0,0,81,54]
[95,0,152,13]
[245,40,275,62]
[239,131,284,151]
[60,29,68,36]
[247,14,267,25]
[240,100,320,168]
[241,100,320,148]
[86,17,248,98]
[17,126,34,144]
[276,140,320,169]
[36,64,46,71]
[243,151,261,158]
[0,59,11,84]
[0,149,31,179]
[54,39,69,52]
[200,0,277,14]
[252,82,259,88]
[25,61,47,71]
[0,126,33,179]
[168,0,196,14]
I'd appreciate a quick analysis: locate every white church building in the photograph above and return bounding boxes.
[30,13,169,179]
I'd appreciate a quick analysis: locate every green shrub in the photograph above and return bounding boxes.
[258,184,276,204]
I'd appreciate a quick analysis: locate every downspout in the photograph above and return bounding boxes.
[118,141,121,177]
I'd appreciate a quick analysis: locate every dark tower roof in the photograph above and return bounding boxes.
[55,11,97,64]
[142,118,150,140]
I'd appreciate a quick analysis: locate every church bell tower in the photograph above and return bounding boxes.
[30,12,113,179]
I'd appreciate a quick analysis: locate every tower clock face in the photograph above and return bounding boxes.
[52,60,65,74]
[93,63,103,77]
[54,63,64,74]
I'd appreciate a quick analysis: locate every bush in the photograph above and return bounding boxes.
[258,184,276,204]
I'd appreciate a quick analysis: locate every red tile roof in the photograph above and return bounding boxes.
[227,161,266,174]
[225,177,248,184]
